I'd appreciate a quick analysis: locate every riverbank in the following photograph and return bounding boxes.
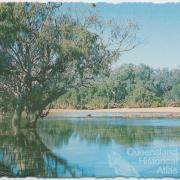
[48,107,180,118]
[49,107,180,113]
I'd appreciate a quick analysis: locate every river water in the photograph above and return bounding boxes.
[1,116,180,177]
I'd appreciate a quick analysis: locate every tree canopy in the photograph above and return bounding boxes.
[52,64,180,109]
[0,3,138,132]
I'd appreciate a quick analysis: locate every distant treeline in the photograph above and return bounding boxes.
[52,64,180,109]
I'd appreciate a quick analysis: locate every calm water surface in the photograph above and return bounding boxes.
[1,116,180,177]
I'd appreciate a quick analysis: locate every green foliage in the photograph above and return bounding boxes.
[0,3,139,124]
[164,83,180,106]
[0,91,15,112]
[53,64,180,109]
[124,83,161,108]
[86,96,109,109]
[1,3,179,116]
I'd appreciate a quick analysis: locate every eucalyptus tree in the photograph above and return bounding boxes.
[0,3,138,132]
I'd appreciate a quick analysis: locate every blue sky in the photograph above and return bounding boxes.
[61,3,180,69]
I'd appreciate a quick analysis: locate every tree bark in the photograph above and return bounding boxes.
[12,95,24,135]
[12,105,23,135]
[26,110,39,128]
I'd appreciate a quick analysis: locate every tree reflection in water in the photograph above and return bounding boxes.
[1,118,180,177]
[0,121,83,177]
[37,119,180,148]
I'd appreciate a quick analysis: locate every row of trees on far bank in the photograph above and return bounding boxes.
[52,64,180,109]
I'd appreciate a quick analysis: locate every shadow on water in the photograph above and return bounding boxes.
[0,119,83,177]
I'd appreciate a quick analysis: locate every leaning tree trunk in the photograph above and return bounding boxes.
[12,104,23,135]
[26,110,39,128]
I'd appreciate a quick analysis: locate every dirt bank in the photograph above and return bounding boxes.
[49,107,180,113]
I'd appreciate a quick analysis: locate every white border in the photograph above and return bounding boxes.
[1,178,179,180]
[0,0,180,180]
[0,0,180,3]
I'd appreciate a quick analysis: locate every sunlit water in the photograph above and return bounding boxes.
[1,116,180,177]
